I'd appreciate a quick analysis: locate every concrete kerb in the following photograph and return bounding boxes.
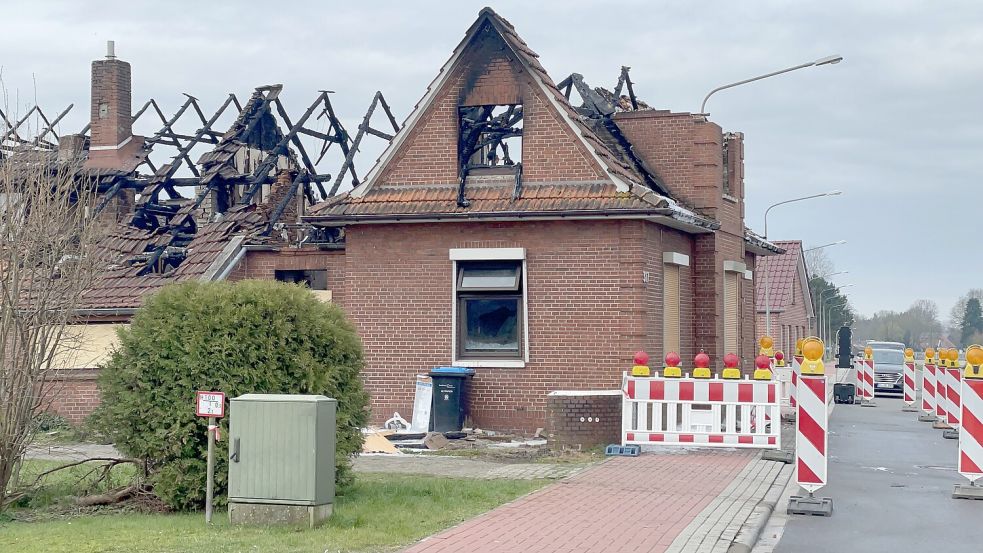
[727,463,794,553]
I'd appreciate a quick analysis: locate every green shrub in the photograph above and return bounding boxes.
[91,280,369,511]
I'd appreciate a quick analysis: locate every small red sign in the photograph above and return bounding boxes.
[195,391,225,418]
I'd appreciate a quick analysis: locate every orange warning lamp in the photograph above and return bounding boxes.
[802,337,825,375]
[904,348,914,362]
[795,338,804,357]
[632,351,651,377]
[947,348,961,367]
[692,351,711,379]
[722,352,741,380]
[774,350,786,367]
[863,346,873,360]
[663,351,682,378]
[759,336,775,358]
[754,354,773,380]
[965,345,983,379]
[925,347,936,364]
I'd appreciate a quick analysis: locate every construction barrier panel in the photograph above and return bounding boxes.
[936,362,949,423]
[621,373,780,449]
[861,358,875,401]
[796,374,828,492]
[904,359,917,407]
[791,355,802,408]
[922,361,938,416]
[946,367,962,430]
[959,362,983,483]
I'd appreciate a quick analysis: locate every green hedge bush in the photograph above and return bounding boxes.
[92,280,368,511]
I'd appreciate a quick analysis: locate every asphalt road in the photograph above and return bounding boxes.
[773,397,983,552]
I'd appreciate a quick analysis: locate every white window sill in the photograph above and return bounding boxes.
[452,359,526,368]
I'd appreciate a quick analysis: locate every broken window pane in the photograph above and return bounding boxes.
[461,297,520,355]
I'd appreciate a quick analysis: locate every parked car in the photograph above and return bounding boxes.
[872,348,905,396]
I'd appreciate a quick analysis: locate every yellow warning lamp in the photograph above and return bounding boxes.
[801,337,825,375]
[759,336,775,358]
[904,348,914,362]
[774,350,786,368]
[722,353,741,379]
[753,355,773,380]
[965,345,983,379]
[663,351,682,378]
[925,347,936,365]
[947,348,961,368]
[795,338,804,357]
[863,346,873,360]
[632,351,651,377]
[692,351,711,379]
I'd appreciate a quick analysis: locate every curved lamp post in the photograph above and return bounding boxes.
[763,191,843,337]
[700,55,843,114]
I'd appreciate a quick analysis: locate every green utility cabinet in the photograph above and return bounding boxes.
[228,394,336,527]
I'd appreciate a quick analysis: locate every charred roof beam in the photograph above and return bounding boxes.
[329,91,400,196]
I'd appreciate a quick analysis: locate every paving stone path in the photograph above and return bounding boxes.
[402,448,790,553]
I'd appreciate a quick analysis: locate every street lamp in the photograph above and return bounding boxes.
[825,298,850,352]
[813,270,848,280]
[804,240,846,253]
[700,54,844,114]
[819,284,854,344]
[763,191,843,337]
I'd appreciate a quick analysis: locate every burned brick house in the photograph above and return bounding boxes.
[1,44,397,424]
[303,8,781,432]
[5,9,780,433]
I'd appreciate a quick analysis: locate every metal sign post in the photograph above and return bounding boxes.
[196,391,226,524]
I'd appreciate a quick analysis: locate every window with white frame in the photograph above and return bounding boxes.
[450,248,527,365]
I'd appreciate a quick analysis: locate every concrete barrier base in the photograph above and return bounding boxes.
[761,449,794,464]
[918,414,937,422]
[902,406,919,412]
[953,483,983,500]
[787,494,833,517]
[933,421,952,430]
[942,429,960,440]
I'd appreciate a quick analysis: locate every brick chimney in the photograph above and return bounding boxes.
[86,41,142,170]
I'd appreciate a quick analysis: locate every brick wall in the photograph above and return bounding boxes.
[545,392,621,449]
[377,26,603,186]
[338,219,690,433]
[43,369,101,426]
[237,248,346,304]
[328,218,744,433]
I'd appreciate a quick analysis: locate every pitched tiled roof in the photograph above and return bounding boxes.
[311,179,674,219]
[307,8,690,226]
[755,240,804,312]
[80,206,268,310]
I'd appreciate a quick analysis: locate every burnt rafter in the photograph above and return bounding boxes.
[612,66,639,111]
[456,104,523,208]
[0,104,75,156]
[327,91,400,196]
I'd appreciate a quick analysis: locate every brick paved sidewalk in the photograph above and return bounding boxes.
[403,448,771,553]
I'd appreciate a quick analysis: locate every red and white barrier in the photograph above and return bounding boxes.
[958,378,983,483]
[936,365,949,423]
[791,355,802,408]
[621,373,780,449]
[860,358,875,401]
[796,374,828,493]
[903,360,917,407]
[922,362,938,416]
[946,367,962,430]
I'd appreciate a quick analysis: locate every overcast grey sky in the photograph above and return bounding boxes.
[2,1,981,320]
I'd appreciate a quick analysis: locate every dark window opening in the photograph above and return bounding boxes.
[275,269,327,290]
[456,261,523,360]
[458,104,523,171]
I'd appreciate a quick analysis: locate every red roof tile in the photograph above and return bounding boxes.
[755,240,805,312]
